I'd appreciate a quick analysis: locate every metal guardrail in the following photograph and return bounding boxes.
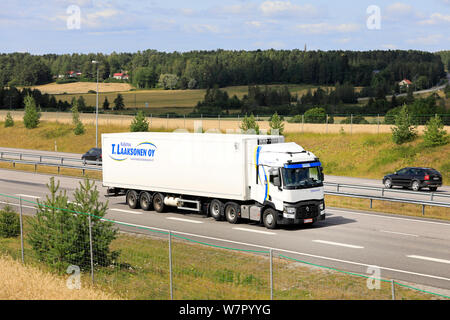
[324,182,450,201]
[0,151,101,175]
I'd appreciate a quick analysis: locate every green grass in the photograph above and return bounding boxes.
[285,132,450,184]
[0,214,443,300]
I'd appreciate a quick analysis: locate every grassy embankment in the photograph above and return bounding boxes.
[0,121,449,219]
[0,215,442,300]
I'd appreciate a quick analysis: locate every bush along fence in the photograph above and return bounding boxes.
[0,191,449,300]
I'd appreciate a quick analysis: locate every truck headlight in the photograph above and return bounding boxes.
[320,203,324,210]
[284,207,296,214]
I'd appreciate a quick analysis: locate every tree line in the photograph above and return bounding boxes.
[0,50,445,90]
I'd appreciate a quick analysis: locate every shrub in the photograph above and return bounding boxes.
[423,116,449,147]
[23,95,41,129]
[304,107,327,123]
[130,110,149,132]
[4,112,14,128]
[340,115,369,124]
[74,121,86,135]
[269,112,284,135]
[0,205,20,238]
[391,105,417,145]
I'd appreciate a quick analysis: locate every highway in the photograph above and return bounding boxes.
[0,167,449,295]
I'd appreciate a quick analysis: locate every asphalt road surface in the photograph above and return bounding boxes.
[0,168,449,296]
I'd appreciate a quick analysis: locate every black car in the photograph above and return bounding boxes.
[82,148,102,163]
[383,167,443,191]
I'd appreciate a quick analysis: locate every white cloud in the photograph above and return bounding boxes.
[406,34,443,45]
[246,21,263,28]
[296,23,360,34]
[386,2,412,15]
[419,13,450,25]
[259,1,317,17]
[184,24,220,34]
[381,44,397,50]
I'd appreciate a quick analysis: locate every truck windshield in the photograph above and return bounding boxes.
[281,165,323,189]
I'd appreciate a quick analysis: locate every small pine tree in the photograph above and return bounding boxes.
[4,112,14,128]
[103,97,110,110]
[391,105,417,145]
[23,95,41,129]
[269,112,284,135]
[27,178,118,272]
[114,94,125,111]
[240,114,260,134]
[0,205,20,238]
[71,98,85,135]
[423,115,449,147]
[130,110,149,132]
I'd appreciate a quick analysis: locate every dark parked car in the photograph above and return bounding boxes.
[383,167,442,191]
[82,148,102,163]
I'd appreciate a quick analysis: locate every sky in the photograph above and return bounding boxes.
[0,0,449,54]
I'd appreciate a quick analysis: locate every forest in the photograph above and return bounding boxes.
[0,50,446,91]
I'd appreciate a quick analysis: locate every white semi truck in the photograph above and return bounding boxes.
[102,132,325,229]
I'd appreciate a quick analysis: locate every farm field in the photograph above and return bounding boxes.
[37,83,340,112]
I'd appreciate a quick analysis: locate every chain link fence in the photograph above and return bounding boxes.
[0,192,449,300]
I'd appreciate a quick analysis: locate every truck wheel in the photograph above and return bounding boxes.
[263,208,278,229]
[209,199,224,221]
[126,190,140,209]
[153,193,165,213]
[224,202,240,224]
[139,192,153,211]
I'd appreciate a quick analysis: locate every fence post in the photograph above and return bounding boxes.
[19,196,24,264]
[169,231,173,300]
[88,214,94,284]
[350,114,353,135]
[377,114,380,134]
[270,249,273,300]
[422,205,425,216]
[302,114,304,133]
[326,114,329,134]
[391,279,396,300]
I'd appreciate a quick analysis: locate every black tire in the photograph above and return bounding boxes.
[263,208,278,229]
[384,179,393,189]
[153,193,165,213]
[224,202,240,224]
[209,199,224,221]
[429,187,438,192]
[411,180,421,192]
[139,192,153,211]
[126,190,140,209]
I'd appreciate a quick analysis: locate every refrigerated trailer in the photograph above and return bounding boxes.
[102,132,325,229]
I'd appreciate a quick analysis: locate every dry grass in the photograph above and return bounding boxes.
[0,255,121,300]
[26,82,133,94]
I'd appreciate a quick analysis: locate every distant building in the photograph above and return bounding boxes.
[113,73,129,80]
[399,79,412,88]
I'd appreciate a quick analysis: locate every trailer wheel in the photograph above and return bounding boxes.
[139,192,153,211]
[126,190,140,209]
[209,199,224,221]
[263,208,278,229]
[153,193,165,213]
[224,202,240,224]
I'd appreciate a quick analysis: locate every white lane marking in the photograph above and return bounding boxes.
[166,217,203,224]
[110,208,143,215]
[108,218,450,282]
[313,240,364,249]
[407,255,450,265]
[327,208,450,226]
[233,227,276,235]
[0,201,36,210]
[16,194,40,199]
[380,230,419,237]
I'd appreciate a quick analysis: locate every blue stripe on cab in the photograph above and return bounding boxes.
[284,162,322,169]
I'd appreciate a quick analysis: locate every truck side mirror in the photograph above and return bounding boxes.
[273,176,281,187]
